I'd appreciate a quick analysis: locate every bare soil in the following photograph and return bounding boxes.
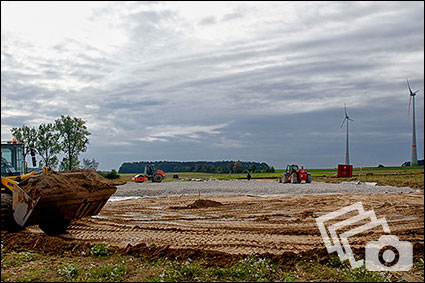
[19,169,119,198]
[19,193,423,258]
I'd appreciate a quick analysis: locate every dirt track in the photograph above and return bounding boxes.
[27,189,424,256]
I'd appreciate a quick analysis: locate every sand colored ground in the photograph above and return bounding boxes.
[25,192,423,256]
[19,169,121,199]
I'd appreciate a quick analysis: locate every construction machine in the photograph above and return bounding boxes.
[1,140,116,235]
[132,165,165,183]
[280,164,312,184]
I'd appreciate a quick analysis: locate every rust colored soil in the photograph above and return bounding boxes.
[171,199,223,209]
[19,169,118,199]
[20,193,423,258]
[187,199,223,208]
[1,231,92,256]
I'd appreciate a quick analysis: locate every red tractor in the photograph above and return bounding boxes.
[132,165,165,183]
[281,164,312,184]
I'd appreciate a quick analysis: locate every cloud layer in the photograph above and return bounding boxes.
[1,1,424,170]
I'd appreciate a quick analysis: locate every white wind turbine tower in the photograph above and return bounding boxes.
[407,78,419,166]
[340,104,354,165]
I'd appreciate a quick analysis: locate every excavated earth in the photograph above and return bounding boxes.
[2,180,424,262]
[18,169,123,199]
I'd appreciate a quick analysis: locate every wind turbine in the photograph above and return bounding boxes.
[340,104,353,165]
[407,78,419,166]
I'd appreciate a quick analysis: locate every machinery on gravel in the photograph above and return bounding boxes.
[1,139,116,235]
[280,164,312,184]
[132,165,165,183]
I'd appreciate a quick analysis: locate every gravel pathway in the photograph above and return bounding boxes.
[112,180,419,198]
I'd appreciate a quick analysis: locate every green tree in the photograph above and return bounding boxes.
[35,123,61,169]
[82,158,99,170]
[55,115,91,171]
[232,161,243,173]
[105,169,120,179]
[59,156,80,171]
[10,125,38,169]
[249,164,257,173]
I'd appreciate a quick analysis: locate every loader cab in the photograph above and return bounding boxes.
[1,141,25,177]
[144,165,154,176]
[286,164,299,173]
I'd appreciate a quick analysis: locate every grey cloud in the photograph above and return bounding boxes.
[198,16,217,25]
[1,2,423,170]
[103,99,163,111]
[222,12,244,21]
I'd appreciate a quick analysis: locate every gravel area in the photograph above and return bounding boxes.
[112,180,419,198]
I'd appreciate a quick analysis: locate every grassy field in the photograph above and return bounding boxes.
[119,166,424,190]
[2,244,423,282]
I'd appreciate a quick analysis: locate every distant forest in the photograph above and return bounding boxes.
[118,161,275,174]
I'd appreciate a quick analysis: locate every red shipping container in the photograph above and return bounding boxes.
[337,164,353,177]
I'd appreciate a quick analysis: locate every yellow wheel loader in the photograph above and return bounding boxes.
[1,140,116,235]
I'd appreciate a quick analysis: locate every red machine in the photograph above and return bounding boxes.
[281,164,312,183]
[132,165,165,183]
[337,164,352,177]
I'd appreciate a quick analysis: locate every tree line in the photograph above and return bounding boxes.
[119,161,275,174]
[10,115,94,171]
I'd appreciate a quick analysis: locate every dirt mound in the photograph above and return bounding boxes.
[107,179,127,186]
[170,199,223,209]
[19,169,117,199]
[2,230,423,268]
[187,199,223,208]
[122,243,241,266]
[1,231,91,255]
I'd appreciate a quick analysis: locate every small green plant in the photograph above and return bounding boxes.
[15,266,45,282]
[91,243,112,256]
[341,265,390,282]
[326,254,347,268]
[414,257,424,268]
[1,251,34,267]
[157,259,202,282]
[87,264,128,281]
[58,264,80,281]
[18,251,34,262]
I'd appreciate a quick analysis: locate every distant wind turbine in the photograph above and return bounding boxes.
[340,104,354,165]
[407,78,419,166]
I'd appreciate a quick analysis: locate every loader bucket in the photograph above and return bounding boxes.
[10,169,118,233]
[12,184,40,227]
[19,188,117,228]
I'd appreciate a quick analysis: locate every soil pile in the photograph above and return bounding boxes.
[3,231,422,266]
[19,169,117,199]
[170,199,223,209]
[186,199,223,208]
[1,231,91,255]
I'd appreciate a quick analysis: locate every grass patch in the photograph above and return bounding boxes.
[120,166,424,190]
[153,255,286,282]
[1,249,423,282]
[91,243,113,257]
[1,251,35,267]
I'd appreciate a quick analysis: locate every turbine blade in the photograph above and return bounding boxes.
[408,96,412,115]
[407,78,413,94]
[340,118,347,128]
[348,118,354,122]
[344,104,347,117]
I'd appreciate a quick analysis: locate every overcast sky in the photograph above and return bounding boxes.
[1,1,424,171]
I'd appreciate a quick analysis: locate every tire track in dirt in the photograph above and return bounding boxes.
[25,193,422,255]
